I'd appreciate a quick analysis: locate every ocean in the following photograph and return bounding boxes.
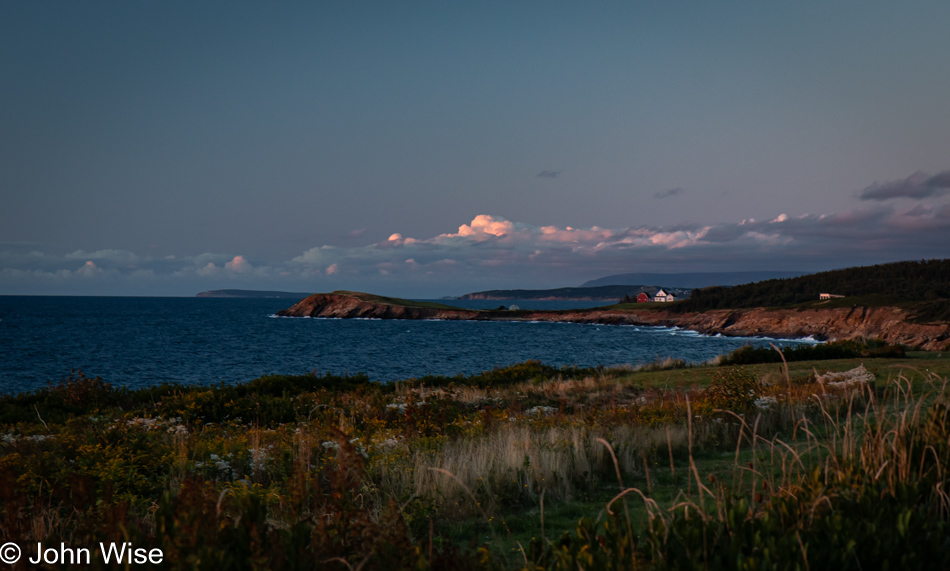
[0,296,816,394]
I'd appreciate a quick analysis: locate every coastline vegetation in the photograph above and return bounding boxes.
[669,259,950,317]
[2,353,950,569]
[326,290,467,311]
[716,338,906,365]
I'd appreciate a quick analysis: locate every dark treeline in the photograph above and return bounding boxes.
[670,259,950,312]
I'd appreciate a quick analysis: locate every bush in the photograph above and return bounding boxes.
[406,360,602,389]
[718,339,905,366]
[0,370,122,424]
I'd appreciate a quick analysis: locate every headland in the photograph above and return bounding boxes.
[276,290,950,350]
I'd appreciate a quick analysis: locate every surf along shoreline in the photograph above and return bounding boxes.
[277,291,950,351]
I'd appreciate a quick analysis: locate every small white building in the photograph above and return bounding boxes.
[653,289,675,302]
[819,293,845,300]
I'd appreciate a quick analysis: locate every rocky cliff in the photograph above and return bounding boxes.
[629,306,950,351]
[276,292,480,320]
[277,292,950,350]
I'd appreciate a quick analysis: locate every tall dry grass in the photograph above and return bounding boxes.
[368,421,692,516]
[559,367,950,569]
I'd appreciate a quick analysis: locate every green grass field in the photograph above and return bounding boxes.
[2,350,949,569]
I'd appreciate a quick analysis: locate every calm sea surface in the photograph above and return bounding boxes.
[0,296,816,394]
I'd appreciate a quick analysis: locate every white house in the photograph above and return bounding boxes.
[653,289,675,302]
[819,293,845,300]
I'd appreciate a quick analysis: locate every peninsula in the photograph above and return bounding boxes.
[277,261,950,349]
[276,290,950,350]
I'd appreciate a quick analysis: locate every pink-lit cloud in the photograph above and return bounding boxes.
[78,261,100,277]
[225,255,250,273]
[454,214,518,238]
[286,203,950,285]
[3,197,950,295]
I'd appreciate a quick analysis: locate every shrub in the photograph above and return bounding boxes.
[718,339,905,366]
[701,368,759,413]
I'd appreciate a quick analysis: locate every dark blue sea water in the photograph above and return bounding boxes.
[0,296,816,395]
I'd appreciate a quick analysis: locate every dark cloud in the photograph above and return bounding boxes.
[858,170,950,201]
[929,171,950,188]
[536,170,562,179]
[653,187,685,199]
[701,224,747,243]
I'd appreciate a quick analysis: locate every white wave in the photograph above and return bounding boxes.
[267,314,824,345]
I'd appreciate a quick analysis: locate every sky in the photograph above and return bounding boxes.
[2,1,949,297]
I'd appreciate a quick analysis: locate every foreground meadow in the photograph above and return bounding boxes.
[2,346,949,569]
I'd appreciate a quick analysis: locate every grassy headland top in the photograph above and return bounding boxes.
[325,290,465,310]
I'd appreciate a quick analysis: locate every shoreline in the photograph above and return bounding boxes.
[277,291,950,350]
[269,312,825,345]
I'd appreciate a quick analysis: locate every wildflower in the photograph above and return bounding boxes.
[377,438,399,449]
[250,449,268,473]
[754,396,778,410]
[527,406,557,416]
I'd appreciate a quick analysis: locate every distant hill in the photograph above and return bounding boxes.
[196,289,312,299]
[669,259,950,315]
[581,271,810,289]
[459,285,692,301]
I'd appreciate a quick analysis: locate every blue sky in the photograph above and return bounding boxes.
[2,1,949,296]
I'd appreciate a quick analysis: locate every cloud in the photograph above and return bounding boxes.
[4,199,950,295]
[65,249,139,264]
[858,170,950,201]
[653,187,685,199]
[225,255,251,273]
[536,170,562,178]
[78,261,101,277]
[282,205,950,283]
[195,262,221,277]
[457,214,517,237]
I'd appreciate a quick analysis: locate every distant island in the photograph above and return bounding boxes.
[581,270,810,288]
[459,285,692,301]
[196,289,312,299]
[457,271,813,301]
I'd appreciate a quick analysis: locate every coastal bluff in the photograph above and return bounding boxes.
[275,292,480,320]
[277,291,950,350]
